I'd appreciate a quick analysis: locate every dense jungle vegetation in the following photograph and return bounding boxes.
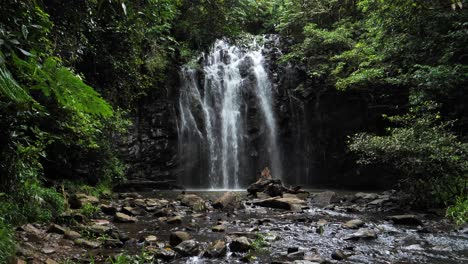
[0,0,467,261]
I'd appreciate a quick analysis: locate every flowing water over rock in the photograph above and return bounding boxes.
[178,37,282,189]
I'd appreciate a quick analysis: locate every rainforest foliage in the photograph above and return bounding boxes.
[0,1,467,257]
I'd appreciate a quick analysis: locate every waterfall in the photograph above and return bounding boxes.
[178,37,282,189]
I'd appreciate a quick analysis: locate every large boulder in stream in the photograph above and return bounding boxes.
[247,167,308,198]
[179,194,206,211]
[213,192,243,210]
[254,197,306,211]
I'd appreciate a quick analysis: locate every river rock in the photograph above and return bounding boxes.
[167,215,183,224]
[64,230,81,240]
[87,224,111,235]
[254,197,306,210]
[288,251,305,259]
[331,249,347,260]
[345,228,377,240]
[145,235,158,243]
[69,193,99,209]
[387,215,422,226]
[180,194,206,211]
[45,259,58,264]
[203,240,227,258]
[150,248,176,261]
[121,206,142,216]
[74,238,101,249]
[100,204,117,215]
[47,224,66,235]
[229,236,251,252]
[354,192,379,200]
[174,240,201,257]
[213,192,243,210]
[103,238,124,248]
[170,231,191,246]
[311,191,337,207]
[343,219,365,229]
[154,208,172,217]
[212,225,226,232]
[114,212,137,223]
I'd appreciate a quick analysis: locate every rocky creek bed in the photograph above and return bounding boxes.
[13,190,468,264]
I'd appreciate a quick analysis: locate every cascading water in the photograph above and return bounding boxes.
[178,37,282,189]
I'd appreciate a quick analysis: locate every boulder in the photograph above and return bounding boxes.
[254,197,306,210]
[103,238,124,248]
[387,215,422,226]
[203,240,227,258]
[69,193,99,209]
[174,240,201,257]
[213,192,243,210]
[179,194,206,211]
[170,231,191,246]
[114,212,137,223]
[311,191,337,207]
[229,236,251,252]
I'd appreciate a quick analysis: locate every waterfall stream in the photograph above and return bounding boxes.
[178,37,282,189]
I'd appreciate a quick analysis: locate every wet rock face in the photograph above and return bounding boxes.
[118,90,179,190]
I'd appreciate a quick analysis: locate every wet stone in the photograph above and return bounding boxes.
[203,240,227,258]
[331,249,347,260]
[174,240,201,257]
[47,224,66,235]
[114,212,137,223]
[167,215,183,224]
[343,219,365,229]
[64,230,81,240]
[345,228,378,240]
[212,224,226,232]
[100,204,117,215]
[229,236,251,252]
[74,238,101,249]
[170,231,191,246]
[388,215,423,226]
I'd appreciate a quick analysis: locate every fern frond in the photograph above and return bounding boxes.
[0,66,32,103]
